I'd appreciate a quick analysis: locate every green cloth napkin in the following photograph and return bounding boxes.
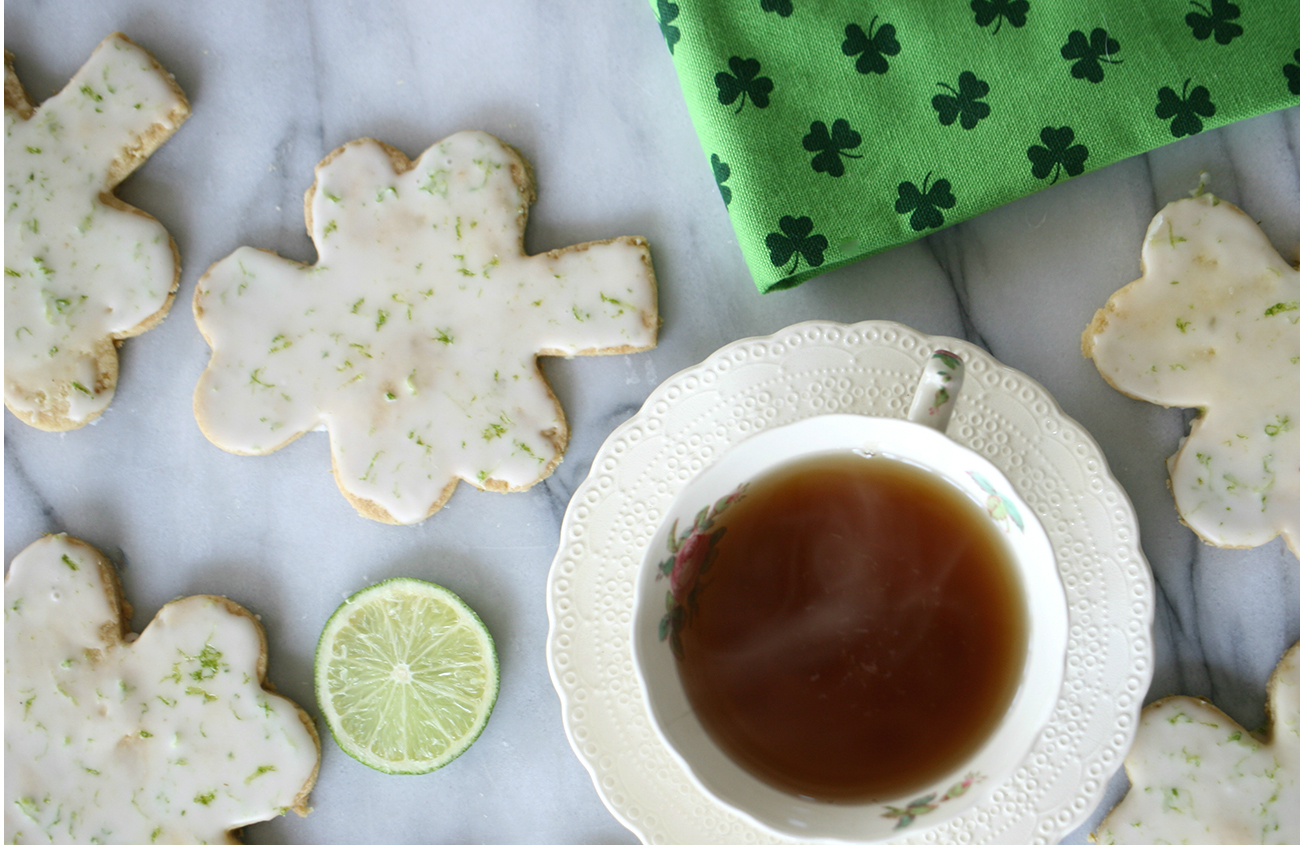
[649,0,1300,293]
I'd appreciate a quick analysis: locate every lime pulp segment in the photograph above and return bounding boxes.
[315,578,499,774]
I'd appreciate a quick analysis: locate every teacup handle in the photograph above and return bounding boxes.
[906,349,964,434]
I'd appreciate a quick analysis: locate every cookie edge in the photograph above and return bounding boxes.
[1091,637,1300,842]
[3,33,191,432]
[4,533,322,822]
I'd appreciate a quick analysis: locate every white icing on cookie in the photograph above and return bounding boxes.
[1083,193,1300,555]
[4,534,319,843]
[1094,641,1300,844]
[4,33,189,430]
[193,130,658,525]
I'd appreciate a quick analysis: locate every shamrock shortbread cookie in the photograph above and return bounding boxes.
[1093,639,1300,844]
[1083,193,1300,555]
[193,130,658,525]
[4,33,189,430]
[4,534,320,843]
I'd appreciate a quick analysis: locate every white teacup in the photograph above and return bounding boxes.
[631,351,1067,842]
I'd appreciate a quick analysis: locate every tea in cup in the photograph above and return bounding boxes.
[632,351,1067,841]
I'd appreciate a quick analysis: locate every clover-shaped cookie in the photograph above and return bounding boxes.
[4,534,319,842]
[1094,639,1300,844]
[1083,194,1299,555]
[193,130,658,524]
[4,33,189,430]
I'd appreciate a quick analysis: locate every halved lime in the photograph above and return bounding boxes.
[315,577,499,774]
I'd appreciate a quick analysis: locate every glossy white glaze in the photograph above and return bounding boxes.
[4,33,186,426]
[1,4,1298,844]
[1095,642,1300,844]
[1085,194,1300,554]
[4,534,318,843]
[193,131,656,524]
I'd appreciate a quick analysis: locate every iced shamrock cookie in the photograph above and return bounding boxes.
[1093,640,1300,844]
[193,130,658,524]
[4,33,189,430]
[1083,193,1300,555]
[4,534,320,842]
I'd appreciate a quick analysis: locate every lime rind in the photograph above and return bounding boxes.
[314,577,499,775]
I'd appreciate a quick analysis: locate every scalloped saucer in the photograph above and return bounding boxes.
[546,321,1154,845]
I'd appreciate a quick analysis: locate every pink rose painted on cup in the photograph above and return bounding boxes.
[655,484,746,656]
[670,531,710,604]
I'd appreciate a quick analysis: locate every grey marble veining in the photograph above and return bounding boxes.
[4,2,1299,843]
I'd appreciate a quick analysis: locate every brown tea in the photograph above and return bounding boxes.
[674,451,1027,802]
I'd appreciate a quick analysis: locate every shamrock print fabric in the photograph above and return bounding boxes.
[648,0,1300,292]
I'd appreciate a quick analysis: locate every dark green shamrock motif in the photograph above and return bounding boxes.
[1156,79,1216,137]
[1027,126,1089,183]
[766,216,828,274]
[932,72,991,129]
[842,17,901,76]
[1186,0,1242,45]
[895,173,956,232]
[1287,49,1300,95]
[971,0,1029,34]
[715,57,774,113]
[1060,28,1122,82]
[655,0,681,55]
[802,119,863,177]
[710,154,732,206]
[761,0,793,16]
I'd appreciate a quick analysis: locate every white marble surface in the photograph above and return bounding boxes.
[3,3,1298,844]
